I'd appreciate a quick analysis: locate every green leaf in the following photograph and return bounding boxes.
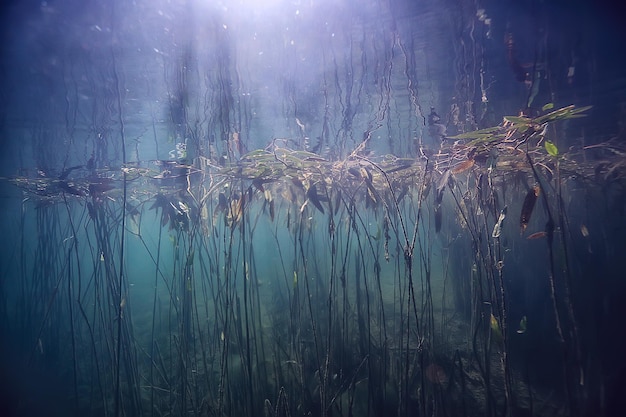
[541,103,554,112]
[448,126,501,140]
[504,115,532,125]
[534,105,575,123]
[544,140,559,157]
[570,105,593,115]
[490,313,503,344]
[466,134,506,147]
[534,104,591,124]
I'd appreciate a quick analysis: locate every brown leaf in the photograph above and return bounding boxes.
[451,159,475,174]
[520,185,540,234]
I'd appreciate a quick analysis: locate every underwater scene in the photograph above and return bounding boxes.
[1,0,625,416]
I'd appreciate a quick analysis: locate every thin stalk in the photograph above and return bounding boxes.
[240,188,255,415]
[111,29,130,415]
[526,151,572,415]
[150,225,164,417]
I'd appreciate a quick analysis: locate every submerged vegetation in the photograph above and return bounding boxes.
[4,102,625,417]
[3,0,626,415]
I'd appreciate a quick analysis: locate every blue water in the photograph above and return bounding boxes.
[1,0,625,416]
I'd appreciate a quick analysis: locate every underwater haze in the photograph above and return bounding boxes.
[1,0,625,416]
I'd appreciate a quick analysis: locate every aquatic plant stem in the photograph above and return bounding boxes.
[240,186,255,415]
[61,194,81,413]
[149,225,164,417]
[525,151,574,416]
[495,243,513,417]
[110,27,130,415]
[296,211,323,413]
[555,160,584,402]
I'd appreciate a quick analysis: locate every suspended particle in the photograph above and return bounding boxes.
[517,316,528,334]
[580,224,589,237]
